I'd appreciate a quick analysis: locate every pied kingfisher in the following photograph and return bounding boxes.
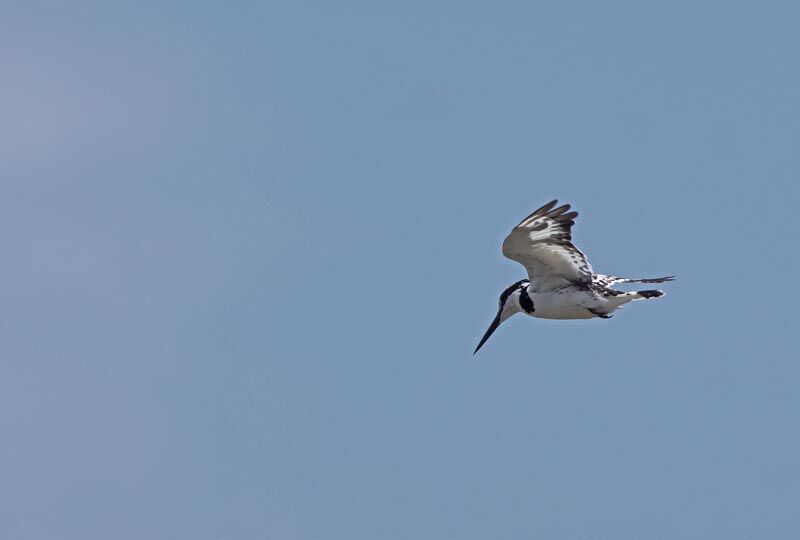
[474,199,674,354]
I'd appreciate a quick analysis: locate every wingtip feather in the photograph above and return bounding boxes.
[534,199,558,215]
[549,204,571,218]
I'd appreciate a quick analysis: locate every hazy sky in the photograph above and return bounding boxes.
[2,2,799,539]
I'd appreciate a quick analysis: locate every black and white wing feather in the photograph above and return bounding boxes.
[501,200,593,292]
[592,274,676,288]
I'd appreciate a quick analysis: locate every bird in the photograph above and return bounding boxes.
[474,199,674,354]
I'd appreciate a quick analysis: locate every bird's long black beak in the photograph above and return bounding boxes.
[474,310,502,355]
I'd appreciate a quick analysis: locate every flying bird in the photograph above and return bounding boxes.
[474,199,674,354]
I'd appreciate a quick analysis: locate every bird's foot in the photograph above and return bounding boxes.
[588,308,613,319]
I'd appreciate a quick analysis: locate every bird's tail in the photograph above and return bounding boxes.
[604,289,666,310]
[635,289,665,299]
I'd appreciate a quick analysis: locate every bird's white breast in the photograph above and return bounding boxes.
[529,290,597,319]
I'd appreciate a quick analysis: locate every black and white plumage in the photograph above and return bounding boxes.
[474,200,674,354]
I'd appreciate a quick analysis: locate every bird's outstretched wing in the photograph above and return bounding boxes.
[501,200,593,292]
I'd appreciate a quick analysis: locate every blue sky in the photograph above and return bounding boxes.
[2,2,799,539]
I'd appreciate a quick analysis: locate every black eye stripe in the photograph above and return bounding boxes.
[499,279,530,307]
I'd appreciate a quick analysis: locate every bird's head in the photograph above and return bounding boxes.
[473,279,530,354]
